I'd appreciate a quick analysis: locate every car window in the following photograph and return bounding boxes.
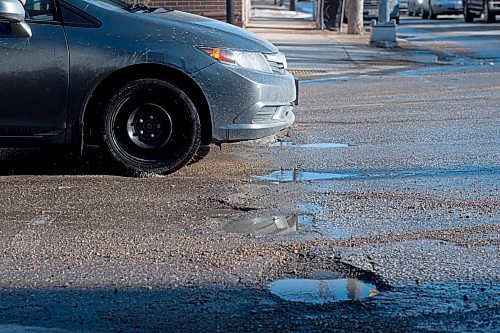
[25,0,57,21]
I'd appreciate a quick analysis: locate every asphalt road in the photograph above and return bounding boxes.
[0,16,499,333]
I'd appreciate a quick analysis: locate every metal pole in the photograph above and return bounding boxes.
[320,0,325,30]
[290,0,296,11]
[379,0,389,23]
[227,0,234,24]
[340,0,346,33]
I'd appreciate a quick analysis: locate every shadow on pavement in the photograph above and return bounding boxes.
[0,145,211,176]
[0,283,497,332]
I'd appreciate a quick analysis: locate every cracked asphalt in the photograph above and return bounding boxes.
[1,17,499,333]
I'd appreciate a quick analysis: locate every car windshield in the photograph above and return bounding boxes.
[89,0,129,10]
[86,0,154,12]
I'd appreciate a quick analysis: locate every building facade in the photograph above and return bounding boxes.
[145,0,251,26]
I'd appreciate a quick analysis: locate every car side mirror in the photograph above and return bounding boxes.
[0,0,32,38]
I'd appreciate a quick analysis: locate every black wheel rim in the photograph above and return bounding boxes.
[126,103,173,149]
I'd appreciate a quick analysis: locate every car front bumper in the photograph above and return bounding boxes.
[193,63,297,142]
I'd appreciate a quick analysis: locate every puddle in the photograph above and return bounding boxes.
[297,202,323,213]
[253,170,357,183]
[297,215,315,228]
[200,209,240,218]
[270,278,378,304]
[224,215,313,236]
[274,142,348,148]
[253,167,499,183]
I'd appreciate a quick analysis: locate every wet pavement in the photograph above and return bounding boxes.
[0,9,499,333]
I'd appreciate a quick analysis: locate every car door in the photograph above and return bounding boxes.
[0,0,68,139]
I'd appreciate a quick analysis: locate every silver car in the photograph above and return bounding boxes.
[0,0,296,175]
[408,0,423,16]
[422,0,463,18]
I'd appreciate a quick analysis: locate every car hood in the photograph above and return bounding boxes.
[75,0,279,53]
[146,9,278,53]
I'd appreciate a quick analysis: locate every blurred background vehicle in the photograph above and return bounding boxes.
[421,0,463,19]
[408,0,423,15]
[400,0,409,14]
[463,0,499,22]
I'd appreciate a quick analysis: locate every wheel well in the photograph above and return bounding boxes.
[82,64,213,147]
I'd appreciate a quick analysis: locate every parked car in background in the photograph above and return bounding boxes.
[408,0,424,15]
[422,0,463,19]
[400,0,410,14]
[0,0,296,175]
[364,0,401,23]
[463,0,499,22]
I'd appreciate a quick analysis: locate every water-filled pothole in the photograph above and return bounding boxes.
[224,215,312,236]
[274,142,349,148]
[297,202,323,213]
[270,278,378,304]
[253,167,499,183]
[253,170,357,182]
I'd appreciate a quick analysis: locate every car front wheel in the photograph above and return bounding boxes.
[102,79,201,175]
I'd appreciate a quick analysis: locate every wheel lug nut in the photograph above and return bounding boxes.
[150,134,155,138]
[139,130,144,135]
[157,124,161,129]
[150,115,154,120]
[139,119,144,123]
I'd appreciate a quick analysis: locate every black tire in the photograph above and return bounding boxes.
[484,1,496,23]
[102,79,201,175]
[464,3,474,22]
[429,2,437,19]
[422,6,429,19]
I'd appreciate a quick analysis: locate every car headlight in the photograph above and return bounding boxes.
[199,47,279,74]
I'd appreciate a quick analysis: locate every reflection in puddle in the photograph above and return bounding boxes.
[270,278,378,304]
[297,202,323,213]
[298,215,315,227]
[224,216,300,236]
[254,167,499,183]
[274,142,349,148]
[253,170,357,183]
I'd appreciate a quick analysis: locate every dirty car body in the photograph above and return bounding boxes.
[0,0,296,174]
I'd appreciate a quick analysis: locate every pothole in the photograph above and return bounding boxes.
[253,167,498,183]
[253,170,357,183]
[270,278,378,304]
[223,215,312,236]
[297,202,323,213]
[274,142,349,148]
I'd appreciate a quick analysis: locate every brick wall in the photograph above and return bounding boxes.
[146,0,245,25]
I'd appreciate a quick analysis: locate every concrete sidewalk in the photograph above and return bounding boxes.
[246,3,440,79]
